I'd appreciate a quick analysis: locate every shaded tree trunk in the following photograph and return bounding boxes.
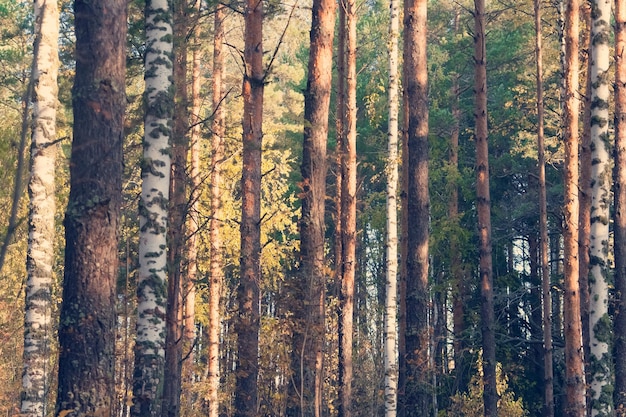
[234,0,263,414]
[163,2,189,416]
[472,0,497,415]
[563,0,587,415]
[402,0,430,415]
[614,0,626,414]
[533,0,554,414]
[56,0,127,415]
[21,1,59,415]
[338,0,357,414]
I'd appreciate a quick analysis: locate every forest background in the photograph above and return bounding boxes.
[0,0,621,416]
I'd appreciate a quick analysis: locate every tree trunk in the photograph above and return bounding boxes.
[133,3,173,417]
[183,0,202,407]
[292,0,335,412]
[235,0,263,413]
[163,2,189,417]
[338,0,357,415]
[563,0,587,415]
[533,0,554,414]
[473,0,497,415]
[403,0,430,415]
[207,3,225,417]
[21,1,59,416]
[588,0,613,415]
[614,0,626,414]
[384,0,400,411]
[56,0,127,415]
[579,7,592,401]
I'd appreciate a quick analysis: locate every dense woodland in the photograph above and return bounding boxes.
[2,0,626,416]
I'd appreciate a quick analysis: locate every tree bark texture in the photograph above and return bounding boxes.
[588,1,613,416]
[22,1,59,416]
[56,1,127,416]
[473,1,497,416]
[563,0,587,415]
[133,2,173,417]
[384,0,400,411]
[292,0,335,412]
[235,0,263,414]
[403,0,430,415]
[614,1,626,414]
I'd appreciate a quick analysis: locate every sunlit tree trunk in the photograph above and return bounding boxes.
[56,0,126,415]
[403,0,430,414]
[132,2,173,417]
[291,0,335,415]
[563,0,587,415]
[21,1,58,416]
[235,0,263,413]
[473,0,497,415]
[183,0,202,406]
[533,0,554,415]
[588,0,613,415]
[207,3,225,417]
[614,0,626,414]
[163,2,189,416]
[384,0,400,412]
[338,0,357,414]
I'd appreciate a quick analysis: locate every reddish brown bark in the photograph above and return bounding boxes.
[56,0,126,415]
[235,0,263,414]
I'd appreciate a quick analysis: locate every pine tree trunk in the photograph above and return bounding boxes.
[338,0,357,414]
[533,0,554,414]
[588,0,613,415]
[207,3,225,417]
[21,1,59,416]
[235,0,263,413]
[563,0,587,415]
[473,0,497,415]
[163,2,189,416]
[132,2,173,417]
[292,0,335,412]
[56,1,126,415]
[384,0,400,411]
[614,0,626,414]
[183,0,203,405]
[403,0,430,414]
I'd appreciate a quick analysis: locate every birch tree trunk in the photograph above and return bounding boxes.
[533,0,554,415]
[588,0,613,415]
[384,0,400,412]
[472,0,497,415]
[132,2,173,417]
[614,0,626,414]
[56,0,126,414]
[207,3,225,417]
[21,1,58,416]
[235,0,263,413]
[563,0,587,415]
[403,0,430,414]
